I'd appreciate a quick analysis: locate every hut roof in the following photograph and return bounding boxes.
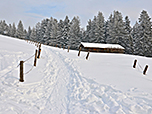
[80,42,125,49]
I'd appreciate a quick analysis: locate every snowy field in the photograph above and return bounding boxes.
[0,35,152,114]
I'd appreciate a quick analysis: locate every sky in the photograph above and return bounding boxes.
[0,0,152,29]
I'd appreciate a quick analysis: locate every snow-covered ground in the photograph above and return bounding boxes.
[0,35,152,114]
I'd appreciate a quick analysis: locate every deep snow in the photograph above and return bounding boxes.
[0,35,152,114]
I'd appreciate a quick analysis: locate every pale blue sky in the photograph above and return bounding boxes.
[0,0,151,29]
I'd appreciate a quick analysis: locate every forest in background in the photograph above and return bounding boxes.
[0,10,152,57]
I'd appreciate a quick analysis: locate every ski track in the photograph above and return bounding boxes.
[0,46,152,114]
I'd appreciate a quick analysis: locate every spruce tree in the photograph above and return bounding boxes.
[124,16,132,33]
[16,20,24,39]
[138,10,152,56]
[95,12,105,43]
[62,16,70,47]
[26,26,32,40]
[30,27,36,41]
[0,20,9,35]
[40,19,49,43]
[56,20,64,46]
[12,23,16,37]
[105,14,113,43]
[50,18,58,44]
[24,29,27,39]
[123,16,133,54]
[84,19,92,42]
[8,24,12,36]
[68,16,82,49]
[132,21,140,55]
[44,18,52,44]
[36,22,41,42]
[106,11,127,47]
[89,16,97,43]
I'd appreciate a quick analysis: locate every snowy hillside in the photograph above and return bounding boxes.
[0,35,152,114]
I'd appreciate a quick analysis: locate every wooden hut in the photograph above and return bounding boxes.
[79,42,125,53]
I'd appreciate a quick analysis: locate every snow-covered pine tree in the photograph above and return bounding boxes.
[124,16,132,33]
[62,16,70,47]
[50,18,58,44]
[132,21,140,55]
[8,23,17,37]
[30,27,36,41]
[24,29,27,39]
[137,10,152,57]
[80,27,86,42]
[56,20,64,45]
[15,20,24,39]
[83,19,92,42]
[35,22,41,42]
[12,23,16,37]
[40,19,49,43]
[123,16,133,54]
[7,24,12,36]
[105,14,113,43]
[106,11,127,47]
[26,26,32,40]
[95,12,105,43]
[88,16,97,43]
[0,20,9,35]
[68,16,82,49]
[44,18,52,44]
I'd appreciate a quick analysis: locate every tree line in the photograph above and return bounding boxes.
[1,10,152,57]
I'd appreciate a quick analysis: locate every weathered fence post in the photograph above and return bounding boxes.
[37,44,41,59]
[34,49,38,67]
[68,46,70,52]
[133,59,137,68]
[19,61,24,82]
[86,51,90,60]
[143,65,148,75]
[78,47,82,56]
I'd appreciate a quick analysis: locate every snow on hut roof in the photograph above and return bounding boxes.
[81,42,125,49]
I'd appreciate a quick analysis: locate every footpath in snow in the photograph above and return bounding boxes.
[0,35,152,114]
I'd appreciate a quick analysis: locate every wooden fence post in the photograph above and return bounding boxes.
[86,51,90,60]
[78,47,82,56]
[37,44,41,59]
[133,59,137,68]
[19,61,24,82]
[68,46,70,52]
[34,50,38,67]
[143,65,148,75]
